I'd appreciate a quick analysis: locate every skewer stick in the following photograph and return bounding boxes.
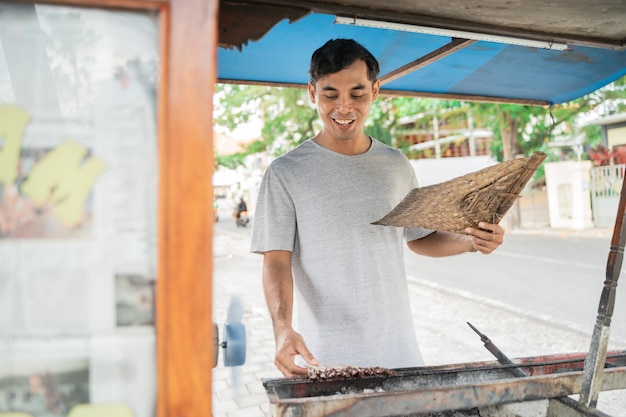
[467,323,618,415]
[467,322,527,377]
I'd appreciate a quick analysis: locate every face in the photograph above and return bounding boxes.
[308,60,380,146]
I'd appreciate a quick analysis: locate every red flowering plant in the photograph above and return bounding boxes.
[588,145,617,166]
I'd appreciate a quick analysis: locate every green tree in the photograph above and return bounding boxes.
[469,74,626,163]
[213,85,444,167]
[214,76,626,168]
[366,95,441,148]
[213,84,317,168]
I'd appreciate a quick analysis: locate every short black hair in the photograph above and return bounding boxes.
[309,39,380,86]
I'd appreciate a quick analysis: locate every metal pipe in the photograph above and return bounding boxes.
[466,321,527,378]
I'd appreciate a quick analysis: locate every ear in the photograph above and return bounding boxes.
[372,79,381,100]
[308,82,316,104]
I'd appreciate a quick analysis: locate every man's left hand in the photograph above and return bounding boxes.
[465,222,504,254]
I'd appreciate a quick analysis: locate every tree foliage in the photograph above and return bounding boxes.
[470,75,626,163]
[213,75,626,169]
[213,84,317,165]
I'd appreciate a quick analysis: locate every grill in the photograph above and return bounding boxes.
[262,151,626,417]
[262,350,626,417]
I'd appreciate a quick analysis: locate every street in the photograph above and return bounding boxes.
[215,214,626,345]
[404,229,626,345]
[212,217,626,416]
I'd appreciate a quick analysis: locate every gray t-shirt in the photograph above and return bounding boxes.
[250,138,432,368]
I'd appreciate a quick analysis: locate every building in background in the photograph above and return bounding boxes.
[398,109,493,159]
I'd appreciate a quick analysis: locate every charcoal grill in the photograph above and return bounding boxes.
[263,158,626,416]
[262,350,626,416]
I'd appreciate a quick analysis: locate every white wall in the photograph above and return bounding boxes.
[544,161,594,229]
[411,156,496,186]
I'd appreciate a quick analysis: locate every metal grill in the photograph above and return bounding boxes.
[263,351,626,417]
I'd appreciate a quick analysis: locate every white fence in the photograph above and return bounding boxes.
[590,164,625,228]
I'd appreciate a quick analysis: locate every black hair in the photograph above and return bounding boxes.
[309,39,380,85]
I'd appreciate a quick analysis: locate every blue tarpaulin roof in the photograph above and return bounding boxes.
[217,11,626,105]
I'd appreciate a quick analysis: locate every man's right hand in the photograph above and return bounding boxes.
[274,327,318,377]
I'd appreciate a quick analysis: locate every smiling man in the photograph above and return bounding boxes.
[250,38,505,377]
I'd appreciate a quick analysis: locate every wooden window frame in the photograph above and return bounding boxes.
[8,0,218,415]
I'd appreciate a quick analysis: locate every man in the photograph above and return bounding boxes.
[250,39,504,377]
[235,197,248,227]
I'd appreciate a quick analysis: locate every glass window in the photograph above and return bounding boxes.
[0,4,159,416]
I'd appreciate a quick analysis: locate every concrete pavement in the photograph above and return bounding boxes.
[211,222,625,417]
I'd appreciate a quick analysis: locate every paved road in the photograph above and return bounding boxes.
[404,228,626,344]
[211,220,626,416]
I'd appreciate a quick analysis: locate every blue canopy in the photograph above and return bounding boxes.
[218,12,626,105]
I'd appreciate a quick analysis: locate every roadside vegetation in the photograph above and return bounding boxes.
[213,75,626,175]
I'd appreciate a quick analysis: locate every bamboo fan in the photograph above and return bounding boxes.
[372,152,547,233]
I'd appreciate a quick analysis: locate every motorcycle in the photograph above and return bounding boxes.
[235,210,249,227]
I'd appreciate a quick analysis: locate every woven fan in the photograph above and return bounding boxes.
[372,152,547,233]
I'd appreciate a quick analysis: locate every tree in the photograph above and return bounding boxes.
[213,84,452,165]
[366,95,440,148]
[214,75,626,168]
[213,84,317,168]
[470,75,626,163]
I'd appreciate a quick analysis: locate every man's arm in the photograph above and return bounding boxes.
[407,222,504,257]
[262,250,318,376]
